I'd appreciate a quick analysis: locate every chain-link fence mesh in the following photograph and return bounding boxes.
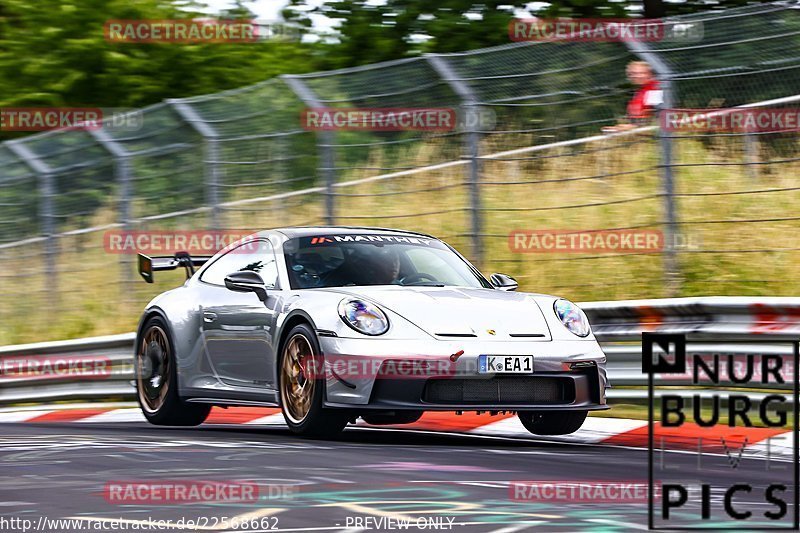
[648,3,800,296]
[2,2,800,344]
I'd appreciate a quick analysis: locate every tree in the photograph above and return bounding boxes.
[283,0,765,68]
[284,0,529,67]
[0,0,317,139]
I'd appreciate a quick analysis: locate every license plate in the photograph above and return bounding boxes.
[478,355,534,374]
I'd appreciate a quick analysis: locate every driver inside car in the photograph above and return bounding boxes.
[372,248,401,285]
[321,246,401,286]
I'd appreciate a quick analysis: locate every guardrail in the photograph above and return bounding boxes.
[0,333,135,404]
[1,297,798,405]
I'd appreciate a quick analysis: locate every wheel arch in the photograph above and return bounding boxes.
[277,310,319,358]
[135,306,186,393]
[135,307,172,351]
[275,310,322,405]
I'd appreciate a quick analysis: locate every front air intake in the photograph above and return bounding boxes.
[422,376,573,404]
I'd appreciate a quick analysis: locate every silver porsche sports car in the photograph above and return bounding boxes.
[135,226,608,438]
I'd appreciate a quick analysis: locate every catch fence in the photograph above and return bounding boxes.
[2,3,800,344]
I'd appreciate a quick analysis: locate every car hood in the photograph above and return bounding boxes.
[332,286,553,340]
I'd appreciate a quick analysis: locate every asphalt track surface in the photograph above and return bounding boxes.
[1,421,796,532]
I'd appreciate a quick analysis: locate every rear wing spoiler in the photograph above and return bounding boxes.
[138,252,213,283]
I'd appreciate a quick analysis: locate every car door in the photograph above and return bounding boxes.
[199,239,280,389]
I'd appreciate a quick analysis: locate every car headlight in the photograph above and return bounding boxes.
[338,299,389,336]
[553,298,591,337]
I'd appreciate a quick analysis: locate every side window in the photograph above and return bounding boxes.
[200,240,278,288]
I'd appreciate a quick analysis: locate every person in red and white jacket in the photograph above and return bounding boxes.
[603,61,663,133]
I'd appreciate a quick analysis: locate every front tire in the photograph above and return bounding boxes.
[517,411,587,435]
[135,316,210,426]
[279,324,350,438]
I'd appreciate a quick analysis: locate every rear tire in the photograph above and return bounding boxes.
[517,411,587,435]
[135,316,210,426]
[279,324,350,439]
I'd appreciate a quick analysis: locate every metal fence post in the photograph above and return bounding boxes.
[6,141,58,301]
[168,100,222,230]
[89,128,133,285]
[744,133,759,180]
[282,75,336,225]
[426,55,484,267]
[625,42,681,296]
[660,79,681,296]
[205,138,222,228]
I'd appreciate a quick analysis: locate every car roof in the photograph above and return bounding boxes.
[271,226,437,239]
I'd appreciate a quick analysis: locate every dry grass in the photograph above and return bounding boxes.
[2,133,799,344]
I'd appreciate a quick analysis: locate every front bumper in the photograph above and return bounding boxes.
[318,336,609,411]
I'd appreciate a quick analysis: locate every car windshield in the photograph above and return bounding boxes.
[283,234,491,289]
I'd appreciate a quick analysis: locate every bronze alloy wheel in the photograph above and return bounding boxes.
[137,325,171,414]
[280,333,316,424]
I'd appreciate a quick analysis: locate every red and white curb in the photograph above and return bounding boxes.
[0,403,792,459]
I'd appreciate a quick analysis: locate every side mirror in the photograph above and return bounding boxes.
[490,273,518,291]
[224,271,268,302]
